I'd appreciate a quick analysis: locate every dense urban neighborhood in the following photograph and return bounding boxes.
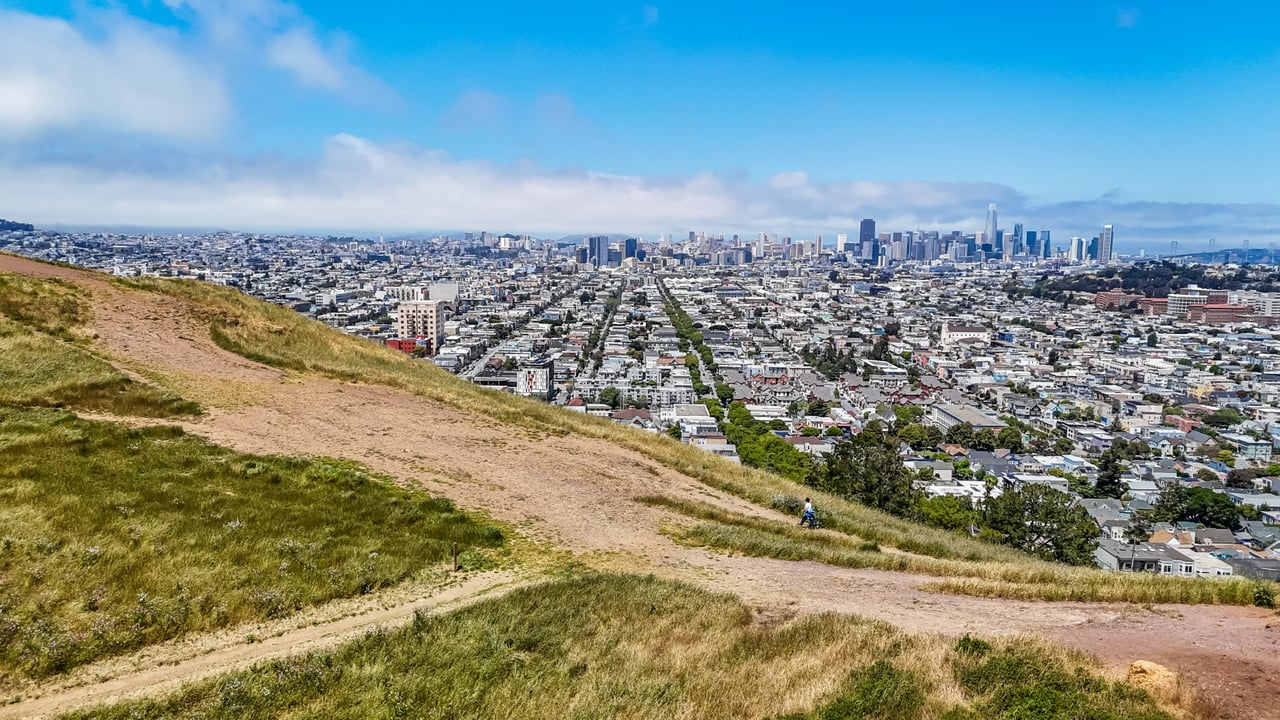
[6,223,1280,582]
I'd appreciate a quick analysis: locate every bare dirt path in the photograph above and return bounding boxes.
[3,253,1279,717]
[0,571,526,720]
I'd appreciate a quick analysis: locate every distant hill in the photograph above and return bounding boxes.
[0,218,34,232]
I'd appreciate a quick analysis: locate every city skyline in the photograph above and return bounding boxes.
[2,1,1280,250]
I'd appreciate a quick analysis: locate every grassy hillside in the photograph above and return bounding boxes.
[0,272,198,417]
[118,276,1279,606]
[0,409,503,684]
[62,574,1184,720]
[644,495,1272,606]
[116,277,1040,565]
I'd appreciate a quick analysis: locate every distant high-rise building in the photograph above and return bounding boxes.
[985,204,998,254]
[1068,236,1085,262]
[623,237,638,259]
[588,235,609,268]
[836,233,848,253]
[859,218,876,248]
[1040,230,1051,259]
[1099,224,1114,262]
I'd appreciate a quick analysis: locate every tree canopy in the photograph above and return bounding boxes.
[806,431,921,517]
[983,484,1099,566]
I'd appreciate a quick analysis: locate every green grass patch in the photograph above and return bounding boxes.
[60,574,1176,720]
[0,272,88,341]
[948,635,1173,720]
[0,409,503,684]
[0,320,200,416]
[0,272,199,417]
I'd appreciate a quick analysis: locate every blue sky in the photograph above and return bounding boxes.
[1,1,1279,250]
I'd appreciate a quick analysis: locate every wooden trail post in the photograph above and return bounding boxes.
[452,542,458,572]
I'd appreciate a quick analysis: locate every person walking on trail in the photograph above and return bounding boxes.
[800,497,816,527]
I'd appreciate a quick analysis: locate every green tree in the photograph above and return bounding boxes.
[867,336,889,361]
[914,495,978,532]
[891,404,924,427]
[995,426,1025,453]
[1203,407,1244,427]
[1093,450,1127,499]
[983,484,1100,565]
[597,386,622,409]
[1149,483,1242,529]
[1179,486,1242,529]
[666,424,682,440]
[971,428,998,451]
[715,383,735,405]
[700,398,724,421]
[899,423,943,451]
[807,432,921,517]
[1225,468,1259,488]
[807,399,832,417]
[1146,331,1158,347]
[945,422,975,447]
[1196,468,1221,483]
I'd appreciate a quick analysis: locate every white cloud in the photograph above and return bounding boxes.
[267,28,346,90]
[166,0,382,98]
[0,10,229,140]
[0,3,387,141]
[6,134,1272,250]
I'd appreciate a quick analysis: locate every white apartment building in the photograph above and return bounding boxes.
[940,323,991,346]
[1165,292,1208,318]
[1230,291,1280,317]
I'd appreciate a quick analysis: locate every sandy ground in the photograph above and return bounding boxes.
[3,253,1279,718]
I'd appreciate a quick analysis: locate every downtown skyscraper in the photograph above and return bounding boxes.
[1098,224,1114,262]
[985,204,998,256]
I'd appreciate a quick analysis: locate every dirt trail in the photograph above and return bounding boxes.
[0,572,525,720]
[3,253,1279,718]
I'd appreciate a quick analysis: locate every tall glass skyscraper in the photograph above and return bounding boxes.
[1099,225,1114,262]
[985,204,998,254]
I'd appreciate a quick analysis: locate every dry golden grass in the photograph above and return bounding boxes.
[63,574,1185,720]
[645,495,1273,607]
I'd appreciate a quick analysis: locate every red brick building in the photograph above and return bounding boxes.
[1185,304,1250,325]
